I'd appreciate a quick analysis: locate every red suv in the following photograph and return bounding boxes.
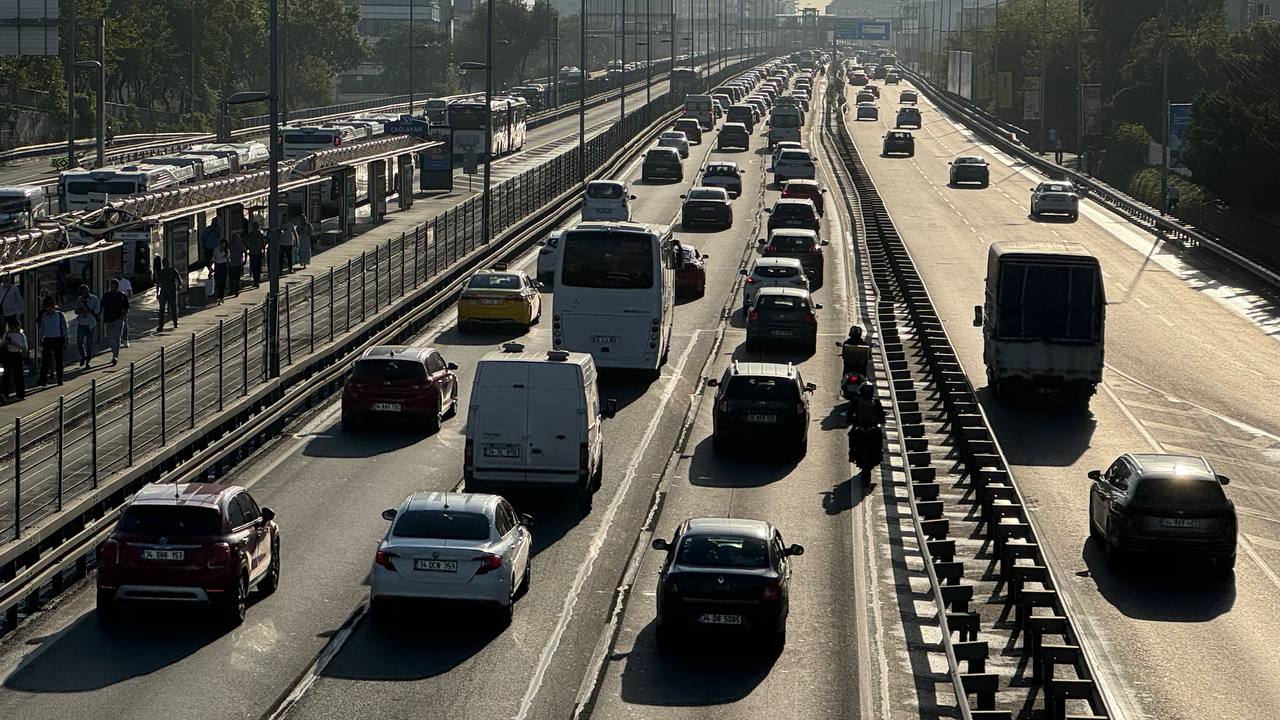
[342,346,459,432]
[97,483,280,625]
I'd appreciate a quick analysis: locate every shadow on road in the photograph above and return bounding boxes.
[687,436,797,488]
[320,606,506,683]
[618,619,779,707]
[302,420,427,459]
[1080,537,1236,621]
[977,388,1097,468]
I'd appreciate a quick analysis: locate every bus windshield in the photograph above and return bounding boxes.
[561,231,654,289]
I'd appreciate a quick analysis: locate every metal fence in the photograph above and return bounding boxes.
[0,54,773,540]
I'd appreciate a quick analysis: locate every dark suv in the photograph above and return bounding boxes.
[708,361,816,455]
[643,147,684,182]
[765,198,820,232]
[746,287,822,354]
[882,130,915,157]
[97,483,280,625]
[895,107,922,128]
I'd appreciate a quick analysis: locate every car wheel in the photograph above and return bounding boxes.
[577,482,594,516]
[794,436,808,458]
[591,454,604,491]
[1088,512,1104,542]
[517,557,532,599]
[222,574,248,626]
[807,338,817,355]
[259,540,281,596]
[96,588,119,622]
[445,393,459,419]
[769,624,787,652]
[426,403,442,434]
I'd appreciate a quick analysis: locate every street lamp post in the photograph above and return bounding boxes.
[621,0,627,125]
[74,59,104,168]
[460,63,492,245]
[268,0,283,378]
[580,0,588,180]
[637,38,651,106]
[409,0,416,114]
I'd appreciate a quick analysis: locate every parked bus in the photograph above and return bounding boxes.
[447,96,528,159]
[553,221,676,372]
[281,123,363,160]
[670,66,704,103]
[59,164,189,211]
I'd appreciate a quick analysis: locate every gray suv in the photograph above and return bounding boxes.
[642,147,684,182]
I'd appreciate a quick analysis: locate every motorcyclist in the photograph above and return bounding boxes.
[840,325,870,376]
[847,382,886,484]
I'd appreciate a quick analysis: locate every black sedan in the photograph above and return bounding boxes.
[1088,453,1237,572]
[949,155,990,187]
[882,130,915,157]
[681,187,733,230]
[652,517,804,650]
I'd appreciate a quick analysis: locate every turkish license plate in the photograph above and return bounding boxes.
[1161,518,1200,529]
[771,329,795,336]
[372,403,402,412]
[697,613,744,625]
[746,413,777,423]
[142,549,184,561]
[414,559,458,573]
[477,298,504,305]
[592,335,620,343]
[483,443,522,458]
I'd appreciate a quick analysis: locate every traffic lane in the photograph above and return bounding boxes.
[589,163,864,719]
[844,93,1280,720]
[284,116,778,720]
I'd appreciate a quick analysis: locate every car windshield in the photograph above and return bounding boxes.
[393,510,491,540]
[352,358,427,379]
[1131,478,1226,508]
[676,533,770,568]
[688,189,724,201]
[754,263,800,278]
[587,183,624,199]
[467,273,521,290]
[120,505,223,535]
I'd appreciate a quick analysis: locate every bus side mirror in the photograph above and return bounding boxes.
[1217,474,1231,485]
[973,305,983,327]
[1087,470,1102,481]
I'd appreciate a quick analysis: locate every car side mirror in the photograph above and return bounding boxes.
[630,195,637,200]
[701,254,709,259]
[804,382,817,393]
[381,508,397,521]
[738,268,747,275]
[446,361,459,370]
[811,156,818,162]
[680,194,686,199]
[520,513,535,527]
[821,188,828,193]
[260,507,276,522]
[706,378,719,387]
[972,305,983,327]
[786,544,805,556]
[1087,470,1102,481]
[948,161,953,165]
[763,208,771,213]
[1217,474,1231,485]
[651,538,670,551]
[820,239,830,246]
[604,398,618,418]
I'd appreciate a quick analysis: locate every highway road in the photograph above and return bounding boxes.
[844,79,1280,718]
[0,64,925,720]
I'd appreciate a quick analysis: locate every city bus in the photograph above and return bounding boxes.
[447,96,529,159]
[59,164,189,211]
[552,221,676,372]
[670,66,704,103]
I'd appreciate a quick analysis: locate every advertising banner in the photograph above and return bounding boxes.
[1022,76,1042,121]
[1082,84,1103,136]
[1168,103,1192,169]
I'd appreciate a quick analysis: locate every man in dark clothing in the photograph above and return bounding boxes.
[848,383,887,484]
[101,279,129,365]
[37,297,67,385]
[156,258,183,330]
[247,223,266,287]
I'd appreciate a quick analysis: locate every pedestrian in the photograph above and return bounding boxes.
[278,219,296,274]
[101,279,129,366]
[156,258,183,330]
[1054,136,1063,165]
[37,297,66,386]
[72,284,100,369]
[296,214,313,269]
[0,276,24,326]
[227,233,246,297]
[1166,183,1180,216]
[201,216,222,266]
[247,222,266,287]
[0,318,27,402]
[116,275,133,347]
[212,240,229,303]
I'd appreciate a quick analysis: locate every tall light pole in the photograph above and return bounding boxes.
[621,0,627,124]
[409,0,416,114]
[268,0,283,379]
[64,0,77,170]
[74,59,104,168]
[580,0,588,180]
[1160,0,1170,213]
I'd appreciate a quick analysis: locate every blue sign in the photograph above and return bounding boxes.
[834,21,858,40]
[420,139,452,172]
[385,114,432,139]
[856,20,891,41]
[1168,103,1192,169]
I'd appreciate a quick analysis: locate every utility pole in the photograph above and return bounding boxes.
[484,0,493,244]
[621,0,626,124]
[95,19,105,168]
[580,0,587,180]
[1076,0,1083,168]
[267,0,282,379]
[65,0,77,170]
[409,0,416,114]
[1160,0,1170,212]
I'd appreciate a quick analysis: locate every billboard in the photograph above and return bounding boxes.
[1082,84,1103,136]
[834,19,891,40]
[1168,102,1192,169]
[1023,76,1042,121]
[0,0,59,56]
[947,51,973,101]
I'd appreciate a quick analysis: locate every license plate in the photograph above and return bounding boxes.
[697,613,744,625]
[1161,518,1200,529]
[142,549,184,561]
[771,329,795,336]
[414,559,458,573]
[746,413,777,423]
[483,444,522,458]
[372,402,402,412]
[477,298,505,305]
[592,335,620,343]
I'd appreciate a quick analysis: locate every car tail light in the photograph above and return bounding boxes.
[765,245,777,253]
[332,136,342,147]
[744,276,755,284]
[762,579,782,602]
[208,542,231,569]
[803,312,816,324]
[748,310,759,321]
[846,374,862,384]
[473,553,503,574]
[464,439,474,471]
[375,544,398,572]
[98,539,119,566]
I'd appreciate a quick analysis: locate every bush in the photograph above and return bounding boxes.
[1128,167,1210,220]
[1100,122,1152,188]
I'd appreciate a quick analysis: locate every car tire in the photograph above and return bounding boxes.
[259,541,281,596]
[794,437,808,458]
[1088,512,1104,542]
[577,483,593,516]
[96,588,119,623]
[591,455,604,492]
[445,393,459,419]
[1069,211,1079,221]
[518,557,532,598]
[222,574,248,626]
[426,404,442,435]
[769,625,787,652]
[807,338,817,355]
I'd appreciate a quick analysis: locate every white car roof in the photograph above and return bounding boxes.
[752,256,805,269]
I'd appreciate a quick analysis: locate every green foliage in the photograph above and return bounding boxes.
[372,24,459,96]
[1100,122,1153,188]
[1128,167,1207,218]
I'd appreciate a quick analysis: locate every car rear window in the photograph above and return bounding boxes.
[705,164,737,177]
[757,294,808,310]
[687,189,725,200]
[393,510,491,540]
[769,234,815,251]
[1131,478,1226,508]
[120,505,223,536]
[754,264,800,278]
[676,534,770,569]
[779,151,810,163]
[467,273,521,289]
[773,204,813,219]
[587,183,624,199]
[353,358,428,380]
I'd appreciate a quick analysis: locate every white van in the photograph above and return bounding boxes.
[464,344,615,510]
[768,105,804,145]
[683,94,717,129]
[581,180,635,222]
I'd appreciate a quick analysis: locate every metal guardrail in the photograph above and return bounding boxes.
[824,92,1114,720]
[898,66,1280,292]
[0,55,769,633]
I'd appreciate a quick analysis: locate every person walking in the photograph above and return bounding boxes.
[116,275,133,347]
[1166,183,1180,216]
[201,216,222,265]
[0,277,25,326]
[1054,136,1064,165]
[156,258,183,330]
[73,283,100,369]
[227,233,246,297]
[278,219,296,275]
[296,214,313,269]
[247,222,266,287]
[0,318,27,402]
[37,297,67,386]
[101,279,129,366]
[212,240,229,304]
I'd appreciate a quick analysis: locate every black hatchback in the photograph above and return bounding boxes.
[708,360,816,455]
[765,198,820,233]
[1088,453,1237,572]
[651,517,804,650]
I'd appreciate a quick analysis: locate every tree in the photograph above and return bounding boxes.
[371,24,458,97]
[456,0,553,88]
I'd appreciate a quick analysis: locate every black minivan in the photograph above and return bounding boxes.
[727,104,756,133]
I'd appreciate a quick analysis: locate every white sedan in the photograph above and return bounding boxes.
[1030,180,1080,220]
[658,131,690,158]
[370,491,532,624]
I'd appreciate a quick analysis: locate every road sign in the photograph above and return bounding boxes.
[384,115,431,139]
[1022,77,1042,121]
[1168,103,1192,169]
[834,19,890,41]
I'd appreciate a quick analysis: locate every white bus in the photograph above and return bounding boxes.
[552,221,676,372]
[59,164,187,211]
[447,96,528,159]
[0,185,53,231]
[186,141,270,171]
[281,124,363,160]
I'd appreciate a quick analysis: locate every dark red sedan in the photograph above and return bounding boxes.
[675,245,708,298]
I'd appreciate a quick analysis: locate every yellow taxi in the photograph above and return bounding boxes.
[457,267,542,332]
